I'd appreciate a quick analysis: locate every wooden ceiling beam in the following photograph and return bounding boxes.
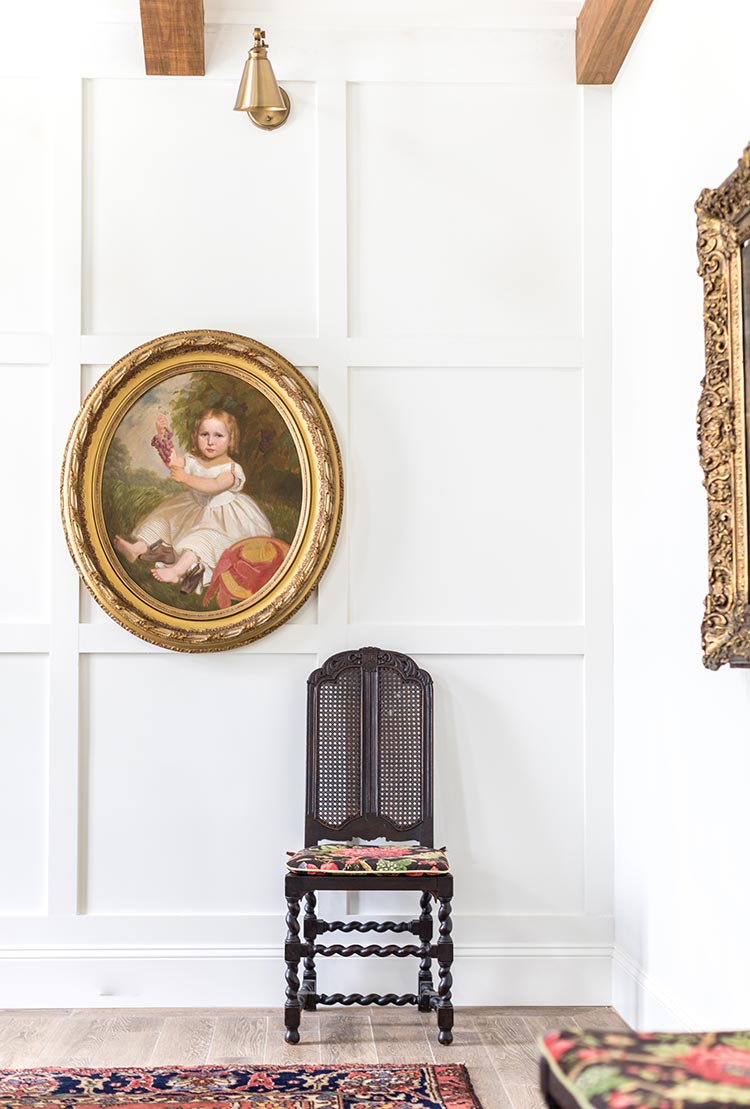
[137,0,651,85]
[139,0,205,76]
[576,0,653,84]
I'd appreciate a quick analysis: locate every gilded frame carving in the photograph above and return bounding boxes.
[696,145,750,668]
[61,330,343,652]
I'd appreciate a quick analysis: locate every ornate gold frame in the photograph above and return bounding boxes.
[61,330,343,651]
[696,145,750,668]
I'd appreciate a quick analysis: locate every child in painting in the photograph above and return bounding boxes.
[115,409,273,594]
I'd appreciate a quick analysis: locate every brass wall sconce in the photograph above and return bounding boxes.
[234,28,290,130]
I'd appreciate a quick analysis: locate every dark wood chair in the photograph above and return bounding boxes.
[283,646,454,1045]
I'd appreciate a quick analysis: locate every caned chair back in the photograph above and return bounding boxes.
[305,647,434,847]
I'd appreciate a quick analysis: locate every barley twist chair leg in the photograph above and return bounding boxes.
[418,889,434,1012]
[437,894,454,1045]
[285,894,302,1043]
[302,891,318,1011]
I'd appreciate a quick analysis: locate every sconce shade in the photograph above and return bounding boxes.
[234,28,290,130]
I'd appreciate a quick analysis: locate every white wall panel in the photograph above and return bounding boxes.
[0,80,49,334]
[81,364,102,399]
[0,657,48,913]
[83,80,318,336]
[0,366,51,622]
[349,366,582,624]
[348,84,581,338]
[432,654,584,913]
[83,653,313,914]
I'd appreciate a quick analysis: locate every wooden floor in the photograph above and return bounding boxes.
[0,1006,628,1109]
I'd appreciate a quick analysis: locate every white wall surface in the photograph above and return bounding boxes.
[612,0,750,1030]
[0,0,613,1007]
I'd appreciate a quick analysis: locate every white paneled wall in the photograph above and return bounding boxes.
[0,82,50,336]
[0,2,612,1007]
[347,84,581,339]
[83,653,311,915]
[83,79,319,336]
[0,658,48,915]
[1,367,52,621]
[348,368,583,625]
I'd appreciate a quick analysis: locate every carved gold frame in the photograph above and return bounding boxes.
[696,145,750,668]
[61,330,343,651]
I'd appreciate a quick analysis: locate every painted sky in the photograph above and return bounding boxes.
[111,374,192,475]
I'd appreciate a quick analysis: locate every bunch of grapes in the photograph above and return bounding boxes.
[151,425,174,466]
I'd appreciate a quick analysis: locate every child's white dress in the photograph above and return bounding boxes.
[136,456,272,587]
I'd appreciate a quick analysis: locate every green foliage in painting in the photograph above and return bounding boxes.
[102,439,173,543]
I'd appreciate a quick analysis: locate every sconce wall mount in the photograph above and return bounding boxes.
[234,28,290,130]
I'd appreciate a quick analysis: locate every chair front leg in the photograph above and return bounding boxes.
[418,889,434,1012]
[284,893,302,1043]
[436,893,454,1045]
[302,890,318,1011]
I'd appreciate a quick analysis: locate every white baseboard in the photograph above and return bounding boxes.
[0,943,613,1008]
[612,946,695,1031]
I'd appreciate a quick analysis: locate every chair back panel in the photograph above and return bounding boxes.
[316,666,362,828]
[305,647,434,846]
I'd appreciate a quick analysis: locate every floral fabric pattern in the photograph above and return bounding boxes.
[541,1029,750,1109]
[0,1062,478,1108]
[285,843,450,875]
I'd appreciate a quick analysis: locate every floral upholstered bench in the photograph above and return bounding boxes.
[540,1028,750,1109]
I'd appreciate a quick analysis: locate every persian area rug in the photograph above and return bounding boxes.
[0,1063,481,1109]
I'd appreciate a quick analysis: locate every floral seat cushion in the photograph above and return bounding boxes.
[285,843,450,875]
[540,1029,750,1109]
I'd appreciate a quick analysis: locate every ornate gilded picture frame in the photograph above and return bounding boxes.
[696,145,750,668]
[61,330,343,651]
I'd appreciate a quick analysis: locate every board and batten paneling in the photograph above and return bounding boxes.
[0,657,49,914]
[0,80,50,336]
[0,365,51,623]
[347,83,582,339]
[83,79,318,337]
[0,9,613,1008]
[82,653,312,915]
[348,367,583,626]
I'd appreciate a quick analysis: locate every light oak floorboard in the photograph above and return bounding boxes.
[80,1015,162,1067]
[318,1011,378,1065]
[501,1085,547,1109]
[571,1008,630,1031]
[432,1012,516,1109]
[0,1016,71,1068]
[25,1015,157,1068]
[149,1015,216,1065]
[475,1014,543,1087]
[264,1012,323,1065]
[370,1006,434,1064]
[208,1014,268,1064]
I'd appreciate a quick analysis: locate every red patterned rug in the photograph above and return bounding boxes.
[0,1063,480,1109]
